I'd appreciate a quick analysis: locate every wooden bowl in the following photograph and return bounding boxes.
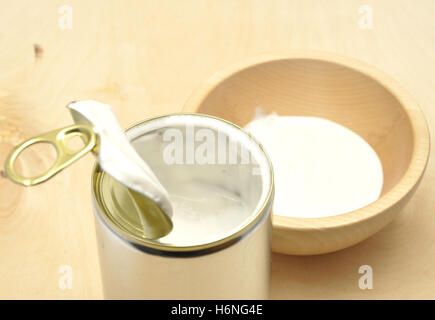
[183,51,430,255]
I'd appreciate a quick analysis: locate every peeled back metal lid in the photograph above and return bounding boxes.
[4,100,174,239]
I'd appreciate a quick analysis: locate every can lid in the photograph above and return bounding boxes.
[4,100,174,239]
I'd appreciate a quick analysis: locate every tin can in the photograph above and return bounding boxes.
[91,114,274,299]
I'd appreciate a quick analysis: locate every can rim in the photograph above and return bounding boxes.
[91,113,274,255]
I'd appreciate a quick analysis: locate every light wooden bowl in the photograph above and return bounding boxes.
[183,51,430,255]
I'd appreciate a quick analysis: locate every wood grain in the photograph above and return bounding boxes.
[0,0,434,299]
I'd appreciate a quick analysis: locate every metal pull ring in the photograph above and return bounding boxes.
[4,124,98,186]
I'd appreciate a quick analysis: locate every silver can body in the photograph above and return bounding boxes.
[94,207,271,299]
[91,114,274,299]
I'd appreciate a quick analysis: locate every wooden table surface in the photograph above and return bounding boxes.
[0,0,434,299]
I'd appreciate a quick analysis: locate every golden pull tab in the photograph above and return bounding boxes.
[5,124,98,186]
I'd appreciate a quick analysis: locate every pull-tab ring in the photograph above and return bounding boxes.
[4,124,98,186]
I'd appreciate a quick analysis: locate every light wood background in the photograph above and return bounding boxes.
[0,0,434,299]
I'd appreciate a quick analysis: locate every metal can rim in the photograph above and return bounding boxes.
[91,113,274,256]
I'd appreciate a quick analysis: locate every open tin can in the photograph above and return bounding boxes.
[92,114,274,299]
[4,105,274,299]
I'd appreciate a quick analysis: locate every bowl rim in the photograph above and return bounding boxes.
[182,50,430,232]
